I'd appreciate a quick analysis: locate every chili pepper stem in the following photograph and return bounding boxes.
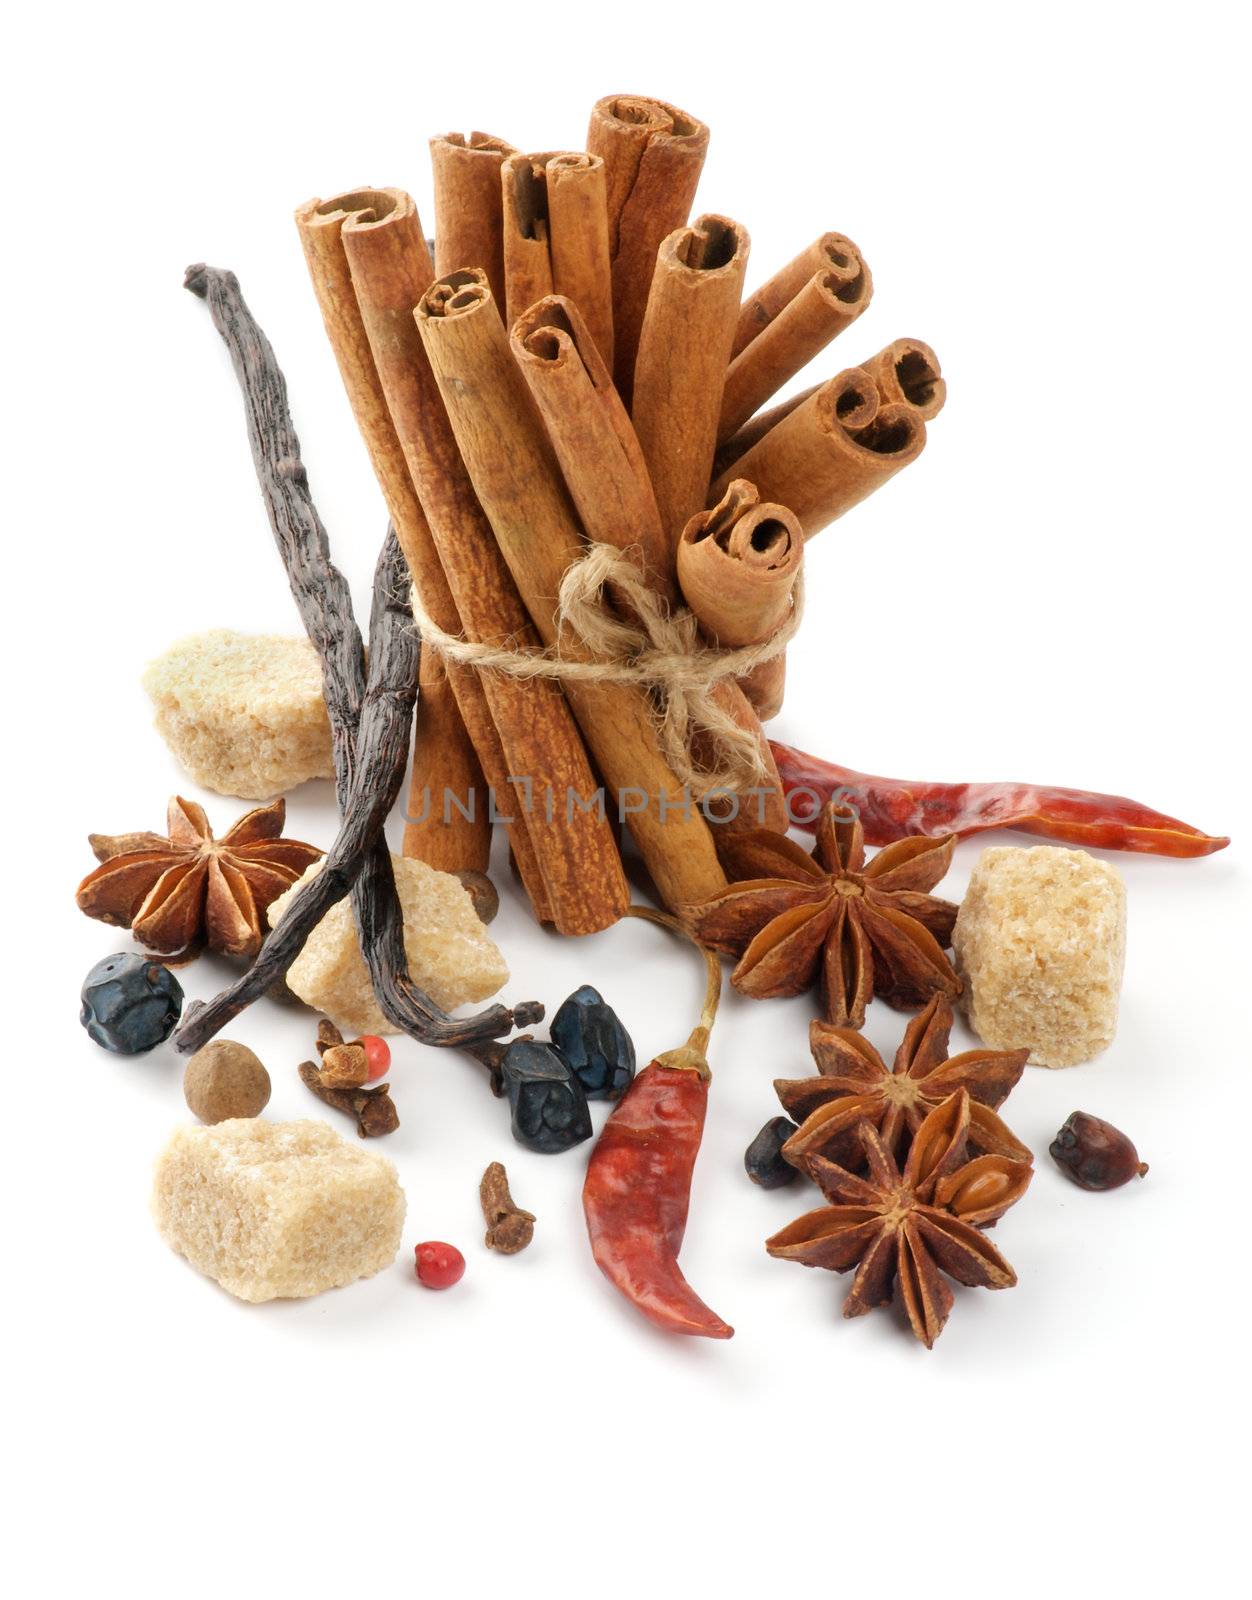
[625,904,722,1078]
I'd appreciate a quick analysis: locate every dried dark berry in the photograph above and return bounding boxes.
[550,984,636,1100]
[745,1116,800,1188]
[80,953,183,1055]
[501,1040,593,1154]
[1050,1111,1149,1191]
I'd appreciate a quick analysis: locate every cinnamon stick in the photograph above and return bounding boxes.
[294,190,544,900]
[337,186,628,936]
[404,653,490,871]
[711,367,926,540]
[677,480,803,720]
[416,270,729,913]
[500,151,554,330]
[429,132,517,311]
[632,214,750,548]
[511,294,787,832]
[712,338,945,480]
[718,233,872,443]
[500,151,614,367]
[586,93,709,404]
[508,295,672,596]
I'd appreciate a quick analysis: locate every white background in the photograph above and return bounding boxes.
[6,3,1249,1594]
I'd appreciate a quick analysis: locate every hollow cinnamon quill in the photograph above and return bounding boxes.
[416,270,729,914]
[710,366,926,540]
[429,132,517,311]
[510,295,787,832]
[335,186,628,937]
[632,215,750,547]
[405,653,490,871]
[713,336,945,480]
[677,480,803,721]
[587,93,709,404]
[294,190,542,897]
[718,233,872,444]
[500,150,614,367]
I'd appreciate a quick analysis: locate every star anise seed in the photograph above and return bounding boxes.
[76,795,322,962]
[776,994,1032,1171]
[685,802,961,1027]
[766,1090,1032,1347]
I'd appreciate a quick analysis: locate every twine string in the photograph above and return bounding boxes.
[409,541,803,796]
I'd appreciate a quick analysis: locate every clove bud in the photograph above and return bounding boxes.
[1049,1111,1148,1191]
[479,1161,536,1254]
[298,1062,399,1137]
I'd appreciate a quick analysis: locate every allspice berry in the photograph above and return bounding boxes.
[183,1040,271,1124]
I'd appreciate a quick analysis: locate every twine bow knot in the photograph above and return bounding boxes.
[410,542,803,797]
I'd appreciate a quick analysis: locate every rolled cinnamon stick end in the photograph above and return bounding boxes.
[501,150,615,373]
[719,233,872,443]
[587,93,709,404]
[633,214,751,554]
[678,481,803,720]
[711,368,925,540]
[859,337,947,420]
[430,132,517,312]
[712,337,945,481]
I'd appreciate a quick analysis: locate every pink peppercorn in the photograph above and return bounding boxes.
[415,1241,465,1290]
[360,1035,391,1082]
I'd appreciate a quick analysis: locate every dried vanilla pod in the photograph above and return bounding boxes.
[480,1162,536,1254]
[180,265,539,1056]
[1050,1112,1148,1191]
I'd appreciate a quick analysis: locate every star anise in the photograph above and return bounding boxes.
[767,1090,1032,1347]
[76,795,322,962]
[776,994,1031,1171]
[685,803,960,1027]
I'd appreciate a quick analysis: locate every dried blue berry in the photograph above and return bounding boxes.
[80,953,183,1055]
[550,984,636,1100]
[745,1116,799,1189]
[500,1040,592,1154]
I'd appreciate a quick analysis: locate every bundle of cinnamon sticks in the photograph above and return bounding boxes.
[295,95,944,932]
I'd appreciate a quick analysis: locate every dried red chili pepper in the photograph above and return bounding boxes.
[771,742,1229,860]
[582,907,734,1340]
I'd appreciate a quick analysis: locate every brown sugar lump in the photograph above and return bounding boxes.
[953,846,1126,1068]
[152,1118,405,1302]
[142,630,334,799]
[270,854,509,1036]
